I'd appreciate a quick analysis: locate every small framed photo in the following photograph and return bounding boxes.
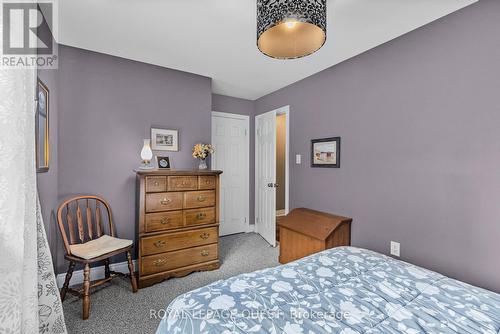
[311,137,340,168]
[36,79,50,173]
[151,127,179,151]
[156,156,171,169]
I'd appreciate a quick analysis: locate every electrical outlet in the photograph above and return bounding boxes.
[296,154,301,164]
[390,241,400,257]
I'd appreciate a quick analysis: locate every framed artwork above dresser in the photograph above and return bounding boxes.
[135,169,222,288]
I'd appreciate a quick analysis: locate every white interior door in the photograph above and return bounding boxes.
[255,110,277,246]
[211,112,249,236]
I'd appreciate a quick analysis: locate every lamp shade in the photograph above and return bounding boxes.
[140,139,153,162]
[257,0,327,59]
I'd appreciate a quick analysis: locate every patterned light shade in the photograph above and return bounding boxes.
[257,0,327,59]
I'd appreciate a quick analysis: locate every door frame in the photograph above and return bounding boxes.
[211,111,250,233]
[254,105,290,241]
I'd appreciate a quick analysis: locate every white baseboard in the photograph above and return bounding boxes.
[276,209,286,216]
[246,223,255,233]
[56,260,137,288]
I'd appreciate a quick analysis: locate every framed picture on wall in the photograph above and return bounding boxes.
[36,79,50,173]
[151,127,179,151]
[311,137,340,168]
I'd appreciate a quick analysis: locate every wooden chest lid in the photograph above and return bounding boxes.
[278,208,352,241]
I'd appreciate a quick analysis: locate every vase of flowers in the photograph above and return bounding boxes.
[192,143,214,170]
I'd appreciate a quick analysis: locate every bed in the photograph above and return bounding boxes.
[156,247,500,334]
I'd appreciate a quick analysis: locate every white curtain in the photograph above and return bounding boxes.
[0,66,67,332]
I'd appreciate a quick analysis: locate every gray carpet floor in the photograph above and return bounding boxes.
[63,233,280,334]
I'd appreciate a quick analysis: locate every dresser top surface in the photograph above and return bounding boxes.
[135,169,222,176]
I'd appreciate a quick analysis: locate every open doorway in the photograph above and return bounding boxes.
[275,114,286,243]
[255,106,289,247]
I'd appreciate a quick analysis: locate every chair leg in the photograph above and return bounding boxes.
[126,251,138,293]
[82,264,91,320]
[104,259,110,278]
[60,261,75,302]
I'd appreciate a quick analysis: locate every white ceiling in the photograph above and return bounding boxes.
[57,0,476,100]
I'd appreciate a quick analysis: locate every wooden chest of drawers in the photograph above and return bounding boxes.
[136,170,222,288]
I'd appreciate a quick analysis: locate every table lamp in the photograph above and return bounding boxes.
[139,139,154,169]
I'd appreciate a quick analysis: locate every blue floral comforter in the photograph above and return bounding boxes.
[157,247,500,334]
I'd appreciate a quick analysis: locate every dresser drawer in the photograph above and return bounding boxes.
[167,176,198,191]
[145,211,183,232]
[198,176,216,190]
[141,243,218,276]
[145,176,166,193]
[184,190,216,209]
[141,226,218,255]
[145,192,183,213]
[184,207,215,227]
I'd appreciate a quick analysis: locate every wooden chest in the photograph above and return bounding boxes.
[279,208,352,264]
[136,169,222,288]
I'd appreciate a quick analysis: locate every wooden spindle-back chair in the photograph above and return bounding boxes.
[57,195,137,320]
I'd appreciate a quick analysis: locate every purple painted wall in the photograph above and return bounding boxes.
[212,94,256,225]
[212,94,254,117]
[255,0,500,292]
[36,16,62,268]
[37,67,61,267]
[56,46,212,272]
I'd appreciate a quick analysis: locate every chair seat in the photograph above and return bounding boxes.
[69,235,133,260]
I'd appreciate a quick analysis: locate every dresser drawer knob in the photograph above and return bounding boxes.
[196,213,206,220]
[160,198,172,205]
[201,250,209,257]
[154,240,166,248]
[153,258,167,267]
[200,232,210,239]
[197,196,206,202]
[160,218,170,225]
[205,180,211,184]
[153,181,159,186]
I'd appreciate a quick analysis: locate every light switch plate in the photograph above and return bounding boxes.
[296,154,301,164]
[390,241,400,257]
